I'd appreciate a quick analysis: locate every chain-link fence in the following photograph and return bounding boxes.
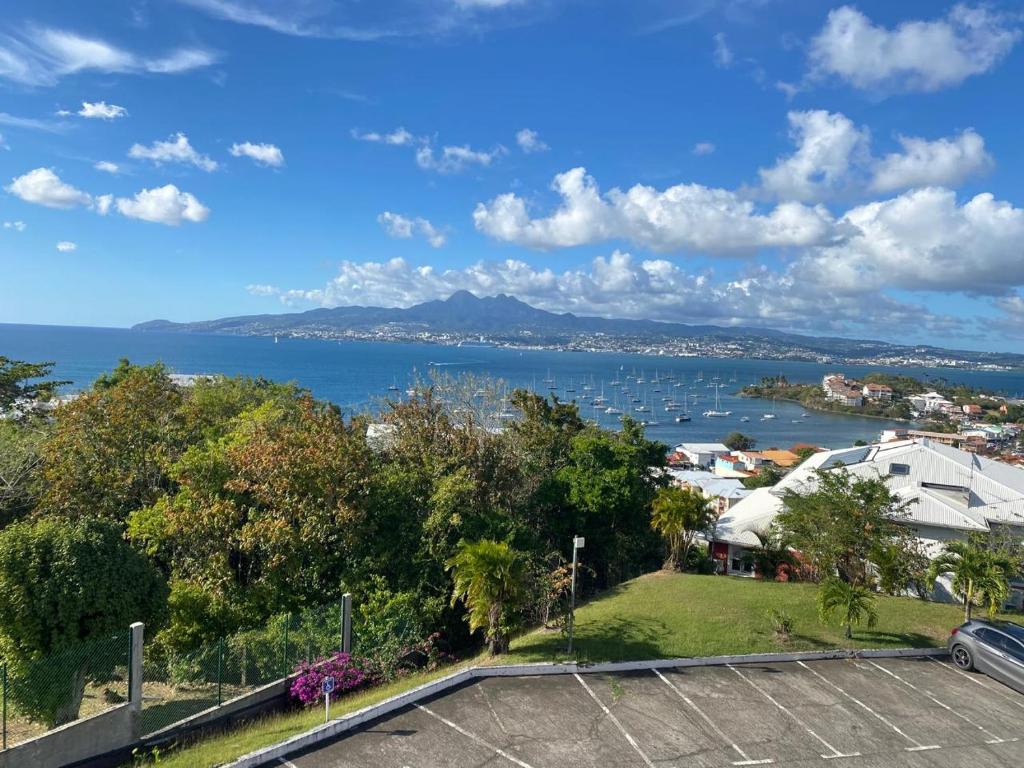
[139,602,345,736]
[1,631,131,750]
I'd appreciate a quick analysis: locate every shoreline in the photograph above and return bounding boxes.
[739,392,915,424]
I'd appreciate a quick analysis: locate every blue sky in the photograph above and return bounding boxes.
[2,1,1024,353]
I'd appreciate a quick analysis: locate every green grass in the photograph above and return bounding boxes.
[147,661,480,768]
[503,572,976,664]
[148,573,992,767]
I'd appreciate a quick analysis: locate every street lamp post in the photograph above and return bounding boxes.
[567,535,585,656]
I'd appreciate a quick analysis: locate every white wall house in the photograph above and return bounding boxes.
[671,442,730,470]
[711,438,1024,606]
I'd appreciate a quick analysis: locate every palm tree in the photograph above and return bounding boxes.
[817,578,878,639]
[926,540,1013,622]
[447,539,529,655]
[742,526,798,581]
[650,486,715,571]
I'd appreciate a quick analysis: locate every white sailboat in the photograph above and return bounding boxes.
[762,398,777,420]
[703,386,731,418]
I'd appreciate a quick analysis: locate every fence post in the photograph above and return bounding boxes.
[2,661,7,751]
[129,622,144,711]
[281,614,290,676]
[216,637,224,707]
[341,593,352,654]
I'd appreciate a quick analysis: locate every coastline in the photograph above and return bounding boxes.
[738,392,914,424]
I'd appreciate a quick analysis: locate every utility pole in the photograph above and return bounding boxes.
[567,535,585,656]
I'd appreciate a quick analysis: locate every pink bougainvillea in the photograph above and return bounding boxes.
[289,652,373,707]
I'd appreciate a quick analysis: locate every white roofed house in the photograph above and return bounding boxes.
[711,438,1024,606]
[670,442,730,470]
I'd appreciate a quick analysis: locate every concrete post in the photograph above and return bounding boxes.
[129,623,144,711]
[341,593,352,654]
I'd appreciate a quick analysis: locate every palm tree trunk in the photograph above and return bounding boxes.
[844,624,852,639]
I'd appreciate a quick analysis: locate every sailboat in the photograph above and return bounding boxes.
[762,398,777,420]
[387,377,400,392]
[543,369,555,386]
[676,396,691,422]
[703,386,731,418]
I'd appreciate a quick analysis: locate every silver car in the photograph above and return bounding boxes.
[948,619,1024,693]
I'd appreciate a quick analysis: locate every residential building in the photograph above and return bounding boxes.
[710,438,1024,607]
[670,442,731,470]
[758,449,802,468]
[963,404,983,417]
[822,373,864,406]
[664,469,752,516]
[863,383,893,401]
[907,391,954,415]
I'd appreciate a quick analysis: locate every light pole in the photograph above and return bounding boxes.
[567,535,585,656]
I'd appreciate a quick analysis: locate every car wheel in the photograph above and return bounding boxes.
[951,644,974,671]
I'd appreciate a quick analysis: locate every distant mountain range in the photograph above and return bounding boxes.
[132,291,1024,368]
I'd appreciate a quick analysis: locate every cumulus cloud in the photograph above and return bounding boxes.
[713,32,733,67]
[350,127,417,146]
[416,143,506,173]
[5,168,92,209]
[808,4,1021,92]
[378,211,447,247]
[115,184,209,225]
[129,132,218,172]
[78,101,127,119]
[692,142,715,156]
[229,141,284,167]
[55,240,77,252]
[94,160,120,174]
[473,166,834,254]
[0,27,218,86]
[758,110,993,201]
[869,129,992,193]
[516,128,548,153]
[3,220,26,231]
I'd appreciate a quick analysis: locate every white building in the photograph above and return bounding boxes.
[907,391,954,414]
[670,443,730,470]
[711,438,1024,604]
[664,469,752,515]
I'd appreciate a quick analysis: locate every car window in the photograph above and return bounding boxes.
[994,634,1024,662]
[973,627,997,644]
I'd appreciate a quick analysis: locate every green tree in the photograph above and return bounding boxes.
[0,419,47,527]
[0,516,167,724]
[650,486,715,571]
[724,432,756,451]
[926,539,1013,622]
[742,464,784,489]
[817,578,878,639]
[447,539,529,655]
[742,527,798,580]
[871,539,930,597]
[777,468,913,586]
[0,357,66,415]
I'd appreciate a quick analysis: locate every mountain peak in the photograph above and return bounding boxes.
[444,290,481,304]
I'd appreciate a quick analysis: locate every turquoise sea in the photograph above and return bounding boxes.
[4,323,1024,450]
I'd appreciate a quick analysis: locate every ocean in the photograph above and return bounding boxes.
[4,323,1024,450]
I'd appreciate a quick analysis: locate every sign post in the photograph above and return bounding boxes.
[322,676,335,723]
[567,535,585,656]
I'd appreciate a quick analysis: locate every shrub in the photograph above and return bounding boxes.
[766,608,794,641]
[289,652,374,707]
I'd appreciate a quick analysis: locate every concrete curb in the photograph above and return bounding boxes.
[227,646,948,768]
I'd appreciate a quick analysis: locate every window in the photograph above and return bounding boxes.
[992,633,1024,663]
[888,463,910,476]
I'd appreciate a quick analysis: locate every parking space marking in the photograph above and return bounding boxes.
[727,664,860,760]
[795,661,940,752]
[574,673,656,768]
[476,683,510,736]
[654,669,773,766]
[416,704,536,768]
[277,759,299,768]
[865,660,1015,745]
[926,655,1024,711]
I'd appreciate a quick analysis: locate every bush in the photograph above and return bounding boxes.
[289,652,374,707]
[766,608,794,641]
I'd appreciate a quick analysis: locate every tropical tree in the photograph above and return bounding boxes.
[817,578,878,639]
[447,539,530,655]
[0,356,66,415]
[650,486,715,571]
[724,432,756,451]
[742,526,798,580]
[927,539,1014,622]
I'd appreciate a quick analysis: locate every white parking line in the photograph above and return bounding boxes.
[926,655,1024,711]
[654,669,773,766]
[278,759,299,768]
[574,673,656,768]
[795,661,940,752]
[865,660,1015,745]
[416,704,536,768]
[727,664,860,760]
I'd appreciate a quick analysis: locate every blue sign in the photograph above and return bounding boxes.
[322,676,335,695]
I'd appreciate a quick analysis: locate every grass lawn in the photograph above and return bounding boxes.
[150,572,995,767]
[503,572,979,664]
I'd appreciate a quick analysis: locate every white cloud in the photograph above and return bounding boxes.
[55,240,77,252]
[473,166,834,253]
[808,4,1021,92]
[758,110,870,202]
[115,184,209,225]
[800,187,1024,296]
[713,32,733,67]
[246,283,280,296]
[416,143,506,173]
[692,142,715,156]
[350,127,417,146]
[94,160,120,174]
[5,168,92,209]
[378,211,447,247]
[0,27,218,86]
[95,194,114,216]
[3,220,26,231]
[229,141,285,167]
[869,129,992,193]
[129,132,218,172]
[516,128,548,153]
[78,101,127,119]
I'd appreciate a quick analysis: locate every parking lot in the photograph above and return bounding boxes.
[273,657,1024,767]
